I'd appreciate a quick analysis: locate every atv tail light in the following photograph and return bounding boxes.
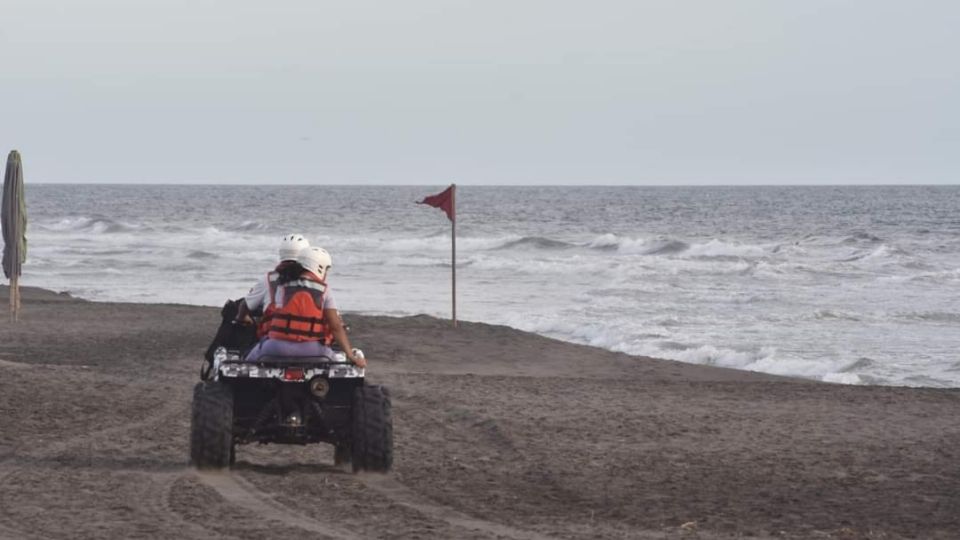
[283,367,305,381]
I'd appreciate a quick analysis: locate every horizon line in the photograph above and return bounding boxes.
[21,182,960,187]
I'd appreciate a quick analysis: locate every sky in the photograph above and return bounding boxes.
[0,0,958,185]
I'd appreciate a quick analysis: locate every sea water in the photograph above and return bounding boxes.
[21,185,960,387]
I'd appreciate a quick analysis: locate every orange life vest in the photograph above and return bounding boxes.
[267,273,331,344]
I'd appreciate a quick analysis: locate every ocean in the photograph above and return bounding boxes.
[21,184,960,387]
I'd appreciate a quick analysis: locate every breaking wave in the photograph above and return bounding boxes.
[186,250,219,260]
[813,309,862,321]
[226,220,270,232]
[841,357,875,372]
[586,234,766,258]
[842,232,883,244]
[41,216,139,234]
[839,244,908,262]
[494,236,576,250]
[879,268,960,283]
[898,311,960,323]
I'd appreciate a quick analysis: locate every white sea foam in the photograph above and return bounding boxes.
[684,239,767,258]
[498,313,875,383]
[822,372,863,384]
[587,233,620,249]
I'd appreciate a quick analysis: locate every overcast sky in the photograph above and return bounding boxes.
[1,0,958,185]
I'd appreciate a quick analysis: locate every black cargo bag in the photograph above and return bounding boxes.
[203,299,259,364]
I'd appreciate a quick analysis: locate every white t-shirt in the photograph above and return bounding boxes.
[243,273,273,312]
[245,273,338,311]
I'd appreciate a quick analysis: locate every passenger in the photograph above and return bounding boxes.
[243,246,367,368]
[234,234,310,336]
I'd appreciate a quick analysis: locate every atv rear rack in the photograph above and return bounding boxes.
[211,347,365,381]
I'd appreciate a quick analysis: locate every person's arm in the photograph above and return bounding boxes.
[234,299,254,325]
[324,308,366,368]
[235,276,268,324]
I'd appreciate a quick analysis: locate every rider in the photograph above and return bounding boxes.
[234,234,309,335]
[243,246,367,368]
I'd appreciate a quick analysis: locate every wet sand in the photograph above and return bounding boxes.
[1,286,958,539]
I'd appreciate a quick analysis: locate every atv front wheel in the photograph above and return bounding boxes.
[190,381,235,469]
[350,385,393,473]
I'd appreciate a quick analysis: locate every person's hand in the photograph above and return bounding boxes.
[349,354,367,369]
[233,314,254,326]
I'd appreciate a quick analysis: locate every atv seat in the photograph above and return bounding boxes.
[254,355,341,364]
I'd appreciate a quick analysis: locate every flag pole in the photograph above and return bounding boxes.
[451,183,457,328]
[416,183,457,328]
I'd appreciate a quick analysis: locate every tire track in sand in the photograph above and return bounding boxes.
[195,471,363,540]
[359,475,555,540]
[144,470,233,540]
[0,372,193,539]
[42,394,185,458]
[36,378,230,539]
[0,525,26,540]
[0,446,48,540]
[0,394,178,537]
[0,458,28,540]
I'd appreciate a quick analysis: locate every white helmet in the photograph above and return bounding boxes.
[297,247,332,281]
[278,234,310,262]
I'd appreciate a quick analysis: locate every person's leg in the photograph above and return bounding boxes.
[247,339,335,360]
[269,340,334,358]
[242,337,270,362]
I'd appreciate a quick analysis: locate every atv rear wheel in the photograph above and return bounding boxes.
[190,381,235,469]
[350,385,392,473]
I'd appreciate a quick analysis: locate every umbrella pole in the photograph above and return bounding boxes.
[10,188,19,322]
[11,189,19,322]
[10,273,17,322]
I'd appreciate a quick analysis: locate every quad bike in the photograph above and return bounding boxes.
[190,345,392,473]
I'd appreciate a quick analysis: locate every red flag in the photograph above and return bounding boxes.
[417,185,455,221]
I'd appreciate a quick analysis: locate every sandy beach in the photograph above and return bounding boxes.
[1,285,958,539]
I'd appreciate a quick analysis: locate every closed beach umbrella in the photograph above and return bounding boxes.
[2,150,26,321]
